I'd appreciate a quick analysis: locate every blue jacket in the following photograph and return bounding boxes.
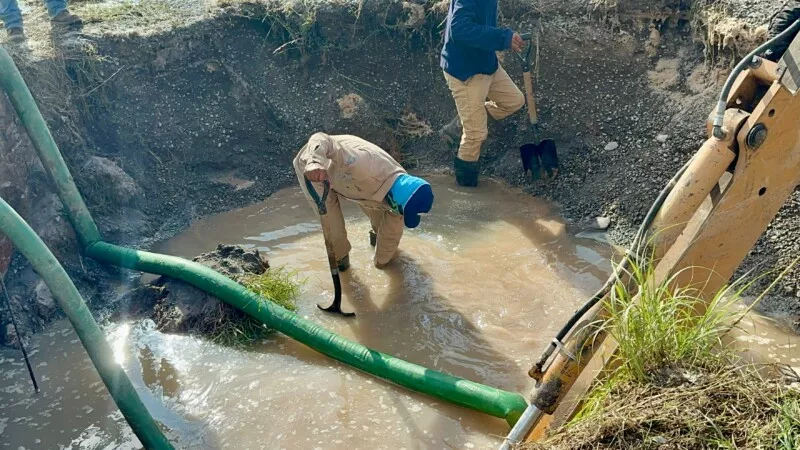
[440,0,513,82]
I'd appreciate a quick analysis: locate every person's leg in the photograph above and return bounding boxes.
[444,72,492,186]
[485,64,525,120]
[444,72,492,163]
[296,169,351,264]
[358,205,383,247]
[373,212,404,268]
[42,0,66,18]
[1,0,24,31]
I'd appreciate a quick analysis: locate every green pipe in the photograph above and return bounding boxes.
[0,198,174,450]
[0,46,529,427]
[87,241,528,425]
[0,49,101,248]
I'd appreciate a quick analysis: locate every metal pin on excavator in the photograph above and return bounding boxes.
[500,19,800,449]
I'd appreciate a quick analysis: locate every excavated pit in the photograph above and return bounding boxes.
[1,0,800,447]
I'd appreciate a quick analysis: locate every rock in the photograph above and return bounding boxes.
[593,216,612,230]
[33,281,57,318]
[3,323,17,346]
[656,134,669,143]
[152,244,270,334]
[80,157,143,207]
[605,141,619,151]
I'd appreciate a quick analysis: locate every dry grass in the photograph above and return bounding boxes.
[691,3,768,65]
[523,365,800,450]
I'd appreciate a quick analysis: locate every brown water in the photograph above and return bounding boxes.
[1,176,797,449]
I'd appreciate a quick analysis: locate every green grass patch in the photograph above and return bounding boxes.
[207,267,303,346]
[523,252,800,450]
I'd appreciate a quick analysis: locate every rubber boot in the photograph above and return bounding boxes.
[337,254,350,272]
[51,10,83,29]
[454,157,480,187]
[7,28,25,43]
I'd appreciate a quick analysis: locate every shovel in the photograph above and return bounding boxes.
[515,31,559,181]
[304,177,355,317]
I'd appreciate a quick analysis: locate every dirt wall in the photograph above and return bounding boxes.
[2,0,798,344]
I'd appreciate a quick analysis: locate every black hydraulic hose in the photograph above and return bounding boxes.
[535,20,800,376]
[712,19,800,139]
[530,156,694,376]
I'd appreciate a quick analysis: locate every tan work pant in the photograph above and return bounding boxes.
[298,175,405,267]
[444,64,525,162]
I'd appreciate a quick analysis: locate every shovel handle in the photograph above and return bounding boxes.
[304,177,330,215]
[523,71,538,125]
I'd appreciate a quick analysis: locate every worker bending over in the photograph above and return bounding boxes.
[294,133,434,269]
[439,0,526,186]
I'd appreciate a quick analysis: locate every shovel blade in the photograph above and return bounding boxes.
[520,139,559,181]
[538,139,559,178]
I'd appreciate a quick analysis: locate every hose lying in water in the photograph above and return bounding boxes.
[0,47,528,428]
[0,197,174,450]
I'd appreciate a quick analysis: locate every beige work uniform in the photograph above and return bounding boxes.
[293,133,407,267]
[444,64,525,162]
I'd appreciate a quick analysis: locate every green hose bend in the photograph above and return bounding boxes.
[86,241,528,426]
[0,197,174,450]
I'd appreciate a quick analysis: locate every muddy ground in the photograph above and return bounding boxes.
[1,0,799,345]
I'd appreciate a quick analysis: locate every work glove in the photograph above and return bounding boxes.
[764,1,800,61]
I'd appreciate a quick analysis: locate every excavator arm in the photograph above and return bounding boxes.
[502,24,800,448]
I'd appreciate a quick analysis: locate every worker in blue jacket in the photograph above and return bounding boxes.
[439,0,525,186]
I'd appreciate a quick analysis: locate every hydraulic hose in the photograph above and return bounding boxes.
[529,155,694,378]
[0,46,529,429]
[712,19,800,139]
[86,241,528,426]
[0,197,174,450]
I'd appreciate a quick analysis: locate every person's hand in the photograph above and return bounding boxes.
[305,168,328,182]
[511,33,525,52]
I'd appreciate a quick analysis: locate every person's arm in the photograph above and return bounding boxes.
[303,133,334,181]
[450,0,514,52]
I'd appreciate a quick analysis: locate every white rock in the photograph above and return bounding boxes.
[656,134,669,143]
[594,216,611,230]
[604,141,619,151]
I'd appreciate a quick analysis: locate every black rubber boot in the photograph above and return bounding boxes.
[454,157,480,187]
[337,254,350,272]
[51,10,82,29]
[7,27,25,43]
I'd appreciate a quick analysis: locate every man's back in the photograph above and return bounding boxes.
[439,0,512,82]
[293,133,405,203]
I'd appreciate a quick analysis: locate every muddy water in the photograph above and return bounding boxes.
[2,176,795,449]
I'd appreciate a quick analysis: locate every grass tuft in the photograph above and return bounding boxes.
[205,267,303,346]
[522,252,800,450]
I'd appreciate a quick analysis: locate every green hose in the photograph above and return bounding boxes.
[0,198,174,450]
[0,49,101,248]
[87,241,528,425]
[0,47,528,429]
